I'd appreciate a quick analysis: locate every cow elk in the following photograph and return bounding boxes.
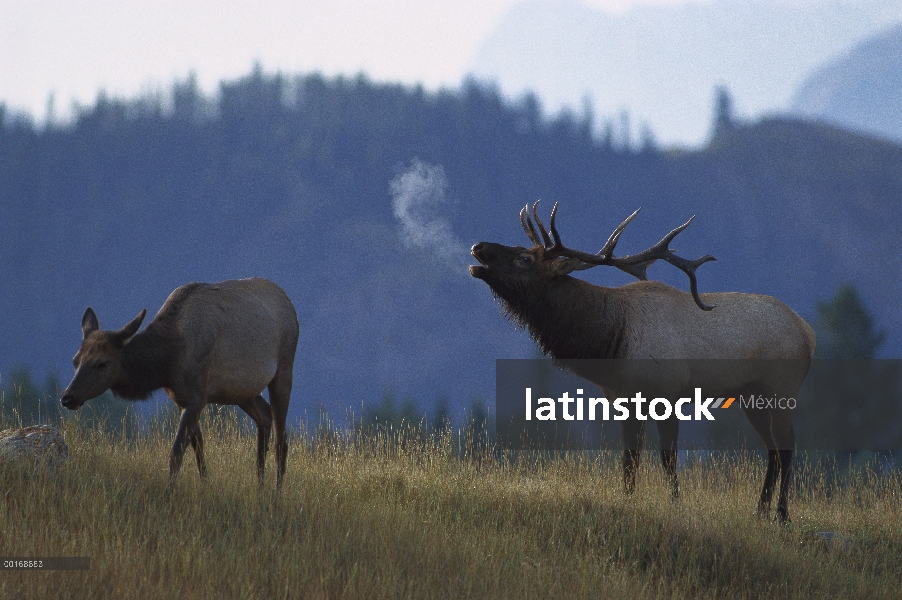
[470,202,815,522]
[60,278,299,489]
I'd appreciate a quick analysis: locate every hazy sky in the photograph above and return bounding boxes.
[1,0,696,122]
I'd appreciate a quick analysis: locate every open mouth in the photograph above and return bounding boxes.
[470,249,488,278]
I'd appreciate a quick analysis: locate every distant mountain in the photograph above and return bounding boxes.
[789,25,902,143]
[1,71,900,425]
[469,0,902,146]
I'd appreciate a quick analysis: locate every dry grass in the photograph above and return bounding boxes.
[1,413,900,599]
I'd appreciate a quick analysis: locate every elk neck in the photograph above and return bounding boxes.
[111,321,174,400]
[503,275,630,360]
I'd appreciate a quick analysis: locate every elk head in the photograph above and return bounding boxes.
[59,307,146,409]
[470,201,717,310]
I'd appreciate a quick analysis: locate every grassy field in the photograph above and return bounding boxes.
[1,412,900,599]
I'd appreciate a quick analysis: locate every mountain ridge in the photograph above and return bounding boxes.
[469,0,902,146]
[790,24,902,143]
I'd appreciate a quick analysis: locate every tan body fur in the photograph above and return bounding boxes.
[611,282,815,360]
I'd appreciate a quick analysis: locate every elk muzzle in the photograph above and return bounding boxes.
[469,243,491,279]
[59,390,85,410]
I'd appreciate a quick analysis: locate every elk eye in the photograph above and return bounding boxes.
[96,360,109,370]
[516,255,533,265]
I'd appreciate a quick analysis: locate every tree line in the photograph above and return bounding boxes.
[1,66,900,433]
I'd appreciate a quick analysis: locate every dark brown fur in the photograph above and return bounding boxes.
[492,273,630,360]
[110,320,177,400]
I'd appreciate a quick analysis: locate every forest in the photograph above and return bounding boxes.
[1,67,900,436]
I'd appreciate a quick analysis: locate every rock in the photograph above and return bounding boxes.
[0,425,69,470]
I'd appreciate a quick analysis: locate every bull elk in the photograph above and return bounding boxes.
[470,202,815,521]
[60,277,299,489]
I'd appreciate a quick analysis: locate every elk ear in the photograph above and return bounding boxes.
[81,307,99,339]
[548,256,584,276]
[112,309,147,347]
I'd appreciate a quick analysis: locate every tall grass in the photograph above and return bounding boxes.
[1,412,900,599]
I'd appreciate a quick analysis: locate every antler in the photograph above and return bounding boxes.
[520,200,717,310]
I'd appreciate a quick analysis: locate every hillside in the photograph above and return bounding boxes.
[1,70,900,421]
[3,418,900,598]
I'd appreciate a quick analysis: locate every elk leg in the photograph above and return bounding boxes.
[775,449,793,523]
[743,407,780,517]
[657,418,680,500]
[773,423,796,523]
[757,450,780,517]
[268,373,292,491]
[621,419,645,494]
[239,395,272,486]
[189,424,207,478]
[170,405,203,485]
